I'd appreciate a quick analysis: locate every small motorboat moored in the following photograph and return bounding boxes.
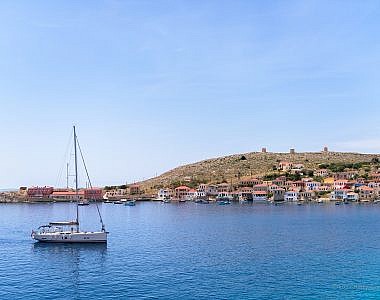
[78,200,89,206]
[218,200,231,205]
[124,200,136,206]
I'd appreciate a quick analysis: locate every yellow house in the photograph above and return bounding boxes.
[323,177,335,185]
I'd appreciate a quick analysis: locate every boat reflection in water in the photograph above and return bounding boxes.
[32,242,107,254]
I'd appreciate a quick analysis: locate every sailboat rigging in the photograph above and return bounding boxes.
[31,126,108,243]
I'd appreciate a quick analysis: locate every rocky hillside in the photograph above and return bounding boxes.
[139,151,379,192]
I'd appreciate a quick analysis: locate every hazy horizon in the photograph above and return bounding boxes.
[1,0,380,188]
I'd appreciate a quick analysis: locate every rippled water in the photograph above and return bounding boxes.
[1,202,380,299]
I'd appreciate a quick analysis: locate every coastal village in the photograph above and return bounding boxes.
[3,147,380,205]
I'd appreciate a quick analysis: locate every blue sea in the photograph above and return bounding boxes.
[1,201,380,299]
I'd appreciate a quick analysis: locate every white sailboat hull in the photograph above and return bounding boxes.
[32,231,108,243]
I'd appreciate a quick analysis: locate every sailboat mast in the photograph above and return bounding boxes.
[74,126,79,230]
[66,163,69,189]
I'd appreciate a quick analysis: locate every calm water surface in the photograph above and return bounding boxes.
[1,202,380,299]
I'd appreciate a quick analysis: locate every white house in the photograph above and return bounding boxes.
[252,191,268,202]
[284,191,299,202]
[196,190,207,198]
[103,188,127,199]
[291,164,305,174]
[157,189,172,200]
[186,189,197,200]
[347,192,359,202]
[330,189,348,201]
[333,180,349,190]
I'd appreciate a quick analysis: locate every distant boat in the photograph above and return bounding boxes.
[163,199,171,203]
[124,200,136,206]
[374,199,380,204]
[31,126,108,243]
[78,200,89,206]
[113,201,123,204]
[218,200,231,205]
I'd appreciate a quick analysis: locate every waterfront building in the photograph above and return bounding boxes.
[157,189,172,200]
[238,187,254,201]
[252,191,268,202]
[273,188,285,201]
[217,192,233,200]
[18,187,28,198]
[27,186,54,198]
[347,192,359,202]
[196,190,207,199]
[129,184,141,195]
[197,184,208,193]
[358,186,376,201]
[299,191,316,201]
[217,183,231,193]
[50,190,85,200]
[284,191,299,202]
[49,188,102,201]
[205,185,218,196]
[174,186,191,200]
[103,188,127,200]
[84,188,103,200]
[186,189,197,200]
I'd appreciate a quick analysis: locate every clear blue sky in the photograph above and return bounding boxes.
[1,0,380,188]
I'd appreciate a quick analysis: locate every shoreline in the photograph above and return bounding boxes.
[0,198,378,206]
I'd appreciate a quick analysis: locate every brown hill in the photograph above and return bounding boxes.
[139,151,379,192]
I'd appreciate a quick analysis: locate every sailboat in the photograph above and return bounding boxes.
[31,126,108,243]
